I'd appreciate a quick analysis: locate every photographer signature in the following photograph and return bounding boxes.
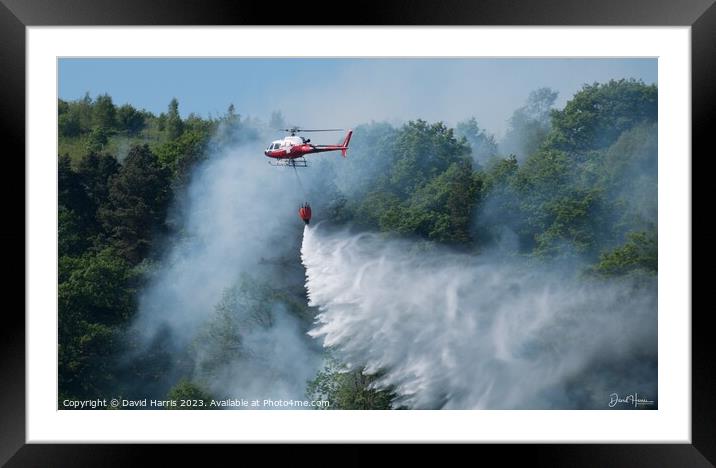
[609,392,654,408]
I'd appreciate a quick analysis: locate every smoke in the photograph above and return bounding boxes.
[498,87,557,162]
[301,224,657,409]
[127,124,322,404]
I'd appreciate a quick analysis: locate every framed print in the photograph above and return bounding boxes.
[4,0,711,464]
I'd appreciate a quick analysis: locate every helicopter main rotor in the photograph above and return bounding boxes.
[280,127,344,136]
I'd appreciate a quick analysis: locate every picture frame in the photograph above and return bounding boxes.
[4,0,709,464]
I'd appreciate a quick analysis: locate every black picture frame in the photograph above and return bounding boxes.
[3,0,709,465]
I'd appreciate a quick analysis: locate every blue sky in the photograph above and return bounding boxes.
[59,58,656,137]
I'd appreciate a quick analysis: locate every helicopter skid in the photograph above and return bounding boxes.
[268,158,309,167]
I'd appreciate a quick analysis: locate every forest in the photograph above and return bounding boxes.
[58,78,657,409]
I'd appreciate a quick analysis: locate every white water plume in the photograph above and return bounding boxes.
[301,224,657,409]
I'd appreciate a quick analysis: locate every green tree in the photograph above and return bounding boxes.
[59,154,92,218]
[58,247,135,399]
[165,98,184,140]
[74,151,121,248]
[58,319,117,401]
[591,230,657,276]
[598,122,658,237]
[58,98,69,115]
[474,155,527,248]
[58,99,81,137]
[332,122,398,199]
[76,92,95,133]
[155,130,208,186]
[92,93,117,129]
[193,274,310,380]
[389,120,471,197]
[157,112,167,132]
[59,247,136,326]
[455,117,498,166]
[306,359,396,410]
[345,120,480,244]
[101,144,171,264]
[352,190,402,230]
[116,103,146,134]
[192,285,246,378]
[166,379,213,409]
[76,151,120,211]
[382,161,481,243]
[59,151,95,261]
[58,207,89,257]
[478,80,658,259]
[183,112,215,135]
[501,87,558,160]
[548,79,657,152]
[58,154,96,254]
[85,126,109,153]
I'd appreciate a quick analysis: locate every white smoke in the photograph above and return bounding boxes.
[301,224,657,409]
[129,133,322,404]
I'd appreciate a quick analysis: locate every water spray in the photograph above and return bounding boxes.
[300,224,657,409]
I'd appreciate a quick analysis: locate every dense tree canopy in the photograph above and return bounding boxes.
[477,80,657,260]
[57,96,212,403]
[331,120,481,244]
[100,144,171,264]
[547,79,657,152]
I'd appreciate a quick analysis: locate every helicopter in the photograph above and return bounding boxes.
[264,127,353,167]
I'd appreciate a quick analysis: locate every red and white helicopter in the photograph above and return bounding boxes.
[264,127,353,167]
